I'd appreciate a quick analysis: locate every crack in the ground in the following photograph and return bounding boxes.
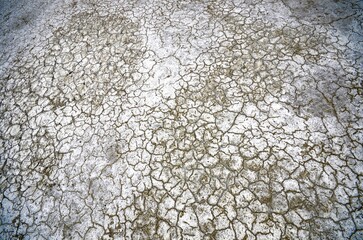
[0,0,362,239]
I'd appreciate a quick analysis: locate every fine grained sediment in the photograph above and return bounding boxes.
[0,0,362,239]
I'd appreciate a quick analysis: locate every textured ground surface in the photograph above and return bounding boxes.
[1,0,363,239]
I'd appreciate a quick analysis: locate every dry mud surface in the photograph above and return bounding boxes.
[0,0,363,239]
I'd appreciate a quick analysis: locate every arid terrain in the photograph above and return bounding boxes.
[0,0,362,239]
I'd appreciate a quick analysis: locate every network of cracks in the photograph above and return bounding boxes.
[0,0,362,239]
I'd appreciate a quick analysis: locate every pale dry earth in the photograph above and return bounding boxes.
[0,0,363,239]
